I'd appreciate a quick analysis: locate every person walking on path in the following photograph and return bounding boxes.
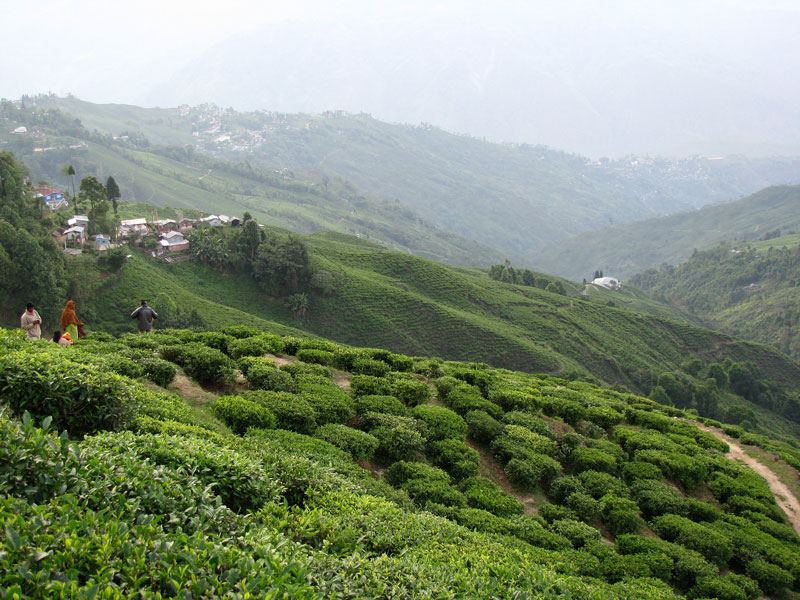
[60,300,85,339]
[131,299,158,333]
[20,303,42,340]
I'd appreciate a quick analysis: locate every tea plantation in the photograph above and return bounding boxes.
[2,326,800,599]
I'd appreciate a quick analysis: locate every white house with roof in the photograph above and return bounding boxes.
[67,215,89,228]
[200,215,222,227]
[592,276,621,290]
[157,230,189,255]
[118,218,149,237]
[64,225,85,244]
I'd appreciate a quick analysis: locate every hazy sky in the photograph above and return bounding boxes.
[4,0,799,156]
[4,0,797,103]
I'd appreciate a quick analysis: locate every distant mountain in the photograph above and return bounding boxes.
[139,12,800,158]
[16,96,800,260]
[528,185,800,281]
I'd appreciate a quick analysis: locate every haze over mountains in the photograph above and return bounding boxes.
[5,2,800,158]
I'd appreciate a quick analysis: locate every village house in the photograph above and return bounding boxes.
[92,233,112,250]
[151,219,177,234]
[157,231,190,255]
[51,229,67,247]
[67,215,89,228]
[200,215,222,227]
[592,276,621,290]
[177,218,196,232]
[118,217,149,238]
[63,225,85,245]
[35,186,69,211]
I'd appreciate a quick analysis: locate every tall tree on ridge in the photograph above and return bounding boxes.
[105,176,120,216]
[60,164,77,204]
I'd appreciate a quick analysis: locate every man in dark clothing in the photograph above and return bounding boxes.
[131,300,158,333]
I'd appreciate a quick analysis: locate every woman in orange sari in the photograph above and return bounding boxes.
[60,300,85,339]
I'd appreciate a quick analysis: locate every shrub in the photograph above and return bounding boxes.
[355,395,408,417]
[538,502,577,523]
[549,519,600,548]
[631,479,686,518]
[412,405,467,440]
[101,354,145,379]
[541,398,586,425]
[295,348,335,366]
[565,492,600,523]
[621,461,662,483]
[683,498,722,522]
[444,384,504,419]
[351,357,391,377]
[300,386,355,426]
[428,438,480,480]
[465,410,505,445]
[488,387,540,412]
[314,424,379,460]
[501,411,553,438]
[401,477,467,508]
[688,575,748,600]
[219,325,263,339]
[505,455,561,490]
[228,335,284,359]
[459,476,525,517]
[651,514,733,565]
[139,357,177,387]
[237,355,276,376]
[392,377,432,406]
[385,461,450,487]
[569,447,618,474]
[586,405,623,429]
[157,343,185,364]
[433,376,460,399]
[490,425,557,463]
[370,423,425,464]
[578,470,629,499]
[238,390,317,434]
[550,476,588,503]
[0,351,133,437]
[279,360,332,379]
[212,396,276,434]
[746,559,793,595]
[350,374,393,397]
[180,343,236,386]
[246,363,295,392]
[194,331,236,354]
[600,494,642,535]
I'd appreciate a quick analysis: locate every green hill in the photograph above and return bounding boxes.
[629,238,800,361]
[528,185,800,281]
[11,95,800,258]
[2,326,800,598]
[0,99,502,267]
[78,231,800,441]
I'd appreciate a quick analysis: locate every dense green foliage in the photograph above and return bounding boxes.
[2,324,800,599]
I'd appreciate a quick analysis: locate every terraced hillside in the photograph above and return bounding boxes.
[2,326,800,598]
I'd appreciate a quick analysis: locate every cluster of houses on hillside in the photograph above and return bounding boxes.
[50,204,240,257]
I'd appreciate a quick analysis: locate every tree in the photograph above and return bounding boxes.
[253,234,312,296]
[78,176,109,235]
[60,164,76,204]
[105,176,120,216]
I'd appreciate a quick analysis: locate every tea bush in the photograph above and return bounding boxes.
[237,355,276,375]
[433,376,460,399]
[688,575,754,600]
[392,377,432,406]
[0,351,133,436]
[427,438,480,480]
[279,360,332,379]
[459,476,524,517]
[538,502,578,523]
[565,492,600,523]
[194,331,236,354]
[600,494,642,535]
[351,357,391,377]
[247,362,296,392]
[445,385,504,419]
[299,385,355,426]
[314,424,379,460]
[348,374,390,398]
[488,386,541,412]
[651,514,733,565]
[355,394,408,417]
[586,405,624,429]
[139,356,177,387]
[295,348,335,366]
[229,334,284,359]
[569,447,618,474]
[502,411,553,438]
[237,390,317,434]
[746,558,793,595]
[412,405,466,440]
[181,343,236,385]
[505,455,561,490]
[133,388,198,426]
[370,422,425,463]
[220,324,263,338]
[491,425,557,462]
[465,410,505,444]
[631,479,687,518]
[212,395,277,434]
[621,460,663,483]
[549,518,600,548]
[550,476,588,503]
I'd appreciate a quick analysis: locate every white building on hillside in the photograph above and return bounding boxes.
[592,276,621,290]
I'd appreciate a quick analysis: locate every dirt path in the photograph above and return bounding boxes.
[695,422,800,535]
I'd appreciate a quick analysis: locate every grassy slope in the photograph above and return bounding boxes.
[529,185,800,281]
[86,235,800,440]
